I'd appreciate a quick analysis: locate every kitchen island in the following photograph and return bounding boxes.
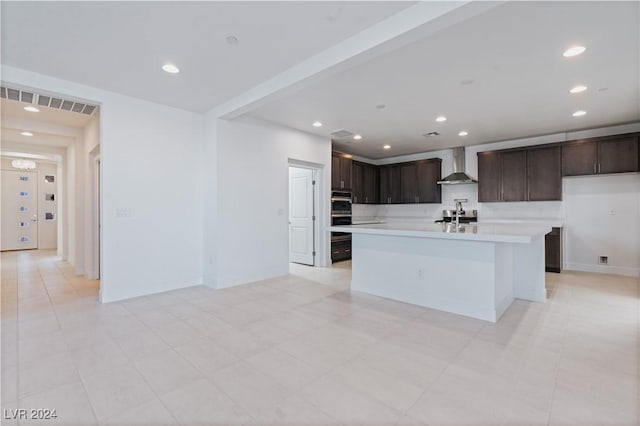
[329,222,550,322]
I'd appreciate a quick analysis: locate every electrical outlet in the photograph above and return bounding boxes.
[417,268,424,278]
[599,256,608,265]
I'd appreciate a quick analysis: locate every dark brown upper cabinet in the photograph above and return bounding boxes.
[352,161,378,204]
[331,152,352,190]
[400,163,418,203]
[562,140,597,176]
[479,146,561,202]
[598,135,639,174]
[362,163,379,204]
[528,146,562,201]
[477,151,501,202]
[562,134,639,176]
[379,165,402,204]
[416,159,442,203]
[398,159,441,204]
[501,150,527,201]
[352,161,363,202]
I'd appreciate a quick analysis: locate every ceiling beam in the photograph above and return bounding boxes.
[210,1,504,120]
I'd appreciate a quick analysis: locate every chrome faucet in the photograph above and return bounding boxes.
[454,198,467,227]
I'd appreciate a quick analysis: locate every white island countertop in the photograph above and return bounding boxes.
[330,222,551,244]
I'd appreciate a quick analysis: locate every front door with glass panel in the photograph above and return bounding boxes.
[1,170,38,250]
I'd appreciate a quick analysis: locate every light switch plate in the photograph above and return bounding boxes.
[115,208,132,218]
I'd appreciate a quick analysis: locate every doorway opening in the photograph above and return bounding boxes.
[0,84,102,297]
[288,160,325,268]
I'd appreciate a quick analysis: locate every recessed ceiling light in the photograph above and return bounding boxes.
[563,45,586,57]
[572,110,587,117]
[435,116,447,122]
[376,104,386,109]
[162,63,180,74]
[23,106,40,113]
[312,121,323,127]
[383,145,391,150]
[460,79,475,86]
[21,131,33,136]
[458,131,469,136]
[569,85,588,94]
[226,35,239,45]
[353,134,362,140]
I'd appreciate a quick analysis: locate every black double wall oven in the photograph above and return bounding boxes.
[331,191,352,262]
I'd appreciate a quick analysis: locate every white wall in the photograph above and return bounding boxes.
[352,122,640,277]
[563,174,640,276]
[205,116,331,289]
[3,66,205,302]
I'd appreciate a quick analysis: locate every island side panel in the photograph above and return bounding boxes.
[494,243,515,320]
[511,235,547,302]
[351,233,502,322]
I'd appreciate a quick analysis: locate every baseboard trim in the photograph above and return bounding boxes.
[564,262,640,278]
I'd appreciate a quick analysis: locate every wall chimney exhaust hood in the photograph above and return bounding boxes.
[437,146,478,185]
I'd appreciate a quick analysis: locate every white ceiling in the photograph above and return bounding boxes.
[248,1,640,159]
[1,98,82,151]
[1,98,93,128]
[1,1,413,113]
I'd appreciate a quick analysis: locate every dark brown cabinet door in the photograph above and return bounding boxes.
[379,165,401,204]
[331,153,353,190]
[331,154,341,189]
[478,152,501,202]
[400,163,418,203]
[562,140,597,176]
[388,165,401,203]
[528,146,562,201]
[351,162,364,203]
[416,159,442,203]
[598,136,639,174]
[340,156,352,190]
[501,150,527,201]
[363,164,378,204]
[545,227,562,273]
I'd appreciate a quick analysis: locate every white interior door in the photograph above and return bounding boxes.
[1,170,38,251]
[289,167,315,265]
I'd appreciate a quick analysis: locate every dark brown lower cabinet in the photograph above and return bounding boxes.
[545,227,562,273]
[331,240,351,263]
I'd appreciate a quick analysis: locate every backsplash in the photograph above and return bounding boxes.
[352,184,564,222]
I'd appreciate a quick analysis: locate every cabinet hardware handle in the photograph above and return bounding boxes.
[332,251,340,254]
[345,249,350,252]
[598,162,601,174]
[365,197,368,203]
[593,162,596,174]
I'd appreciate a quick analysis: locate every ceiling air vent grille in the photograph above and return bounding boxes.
[20,91,34,103]
[330,129,354,138]
[7,88,20,101]
[37,95,51,106]
[0,85,98,116]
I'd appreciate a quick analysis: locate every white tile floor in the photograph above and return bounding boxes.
[1,249,638,425]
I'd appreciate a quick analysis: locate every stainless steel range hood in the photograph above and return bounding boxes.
[437,146,478,185]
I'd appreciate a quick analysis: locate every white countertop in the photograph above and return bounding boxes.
[330,222,551,243]
[479,218,564,228]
